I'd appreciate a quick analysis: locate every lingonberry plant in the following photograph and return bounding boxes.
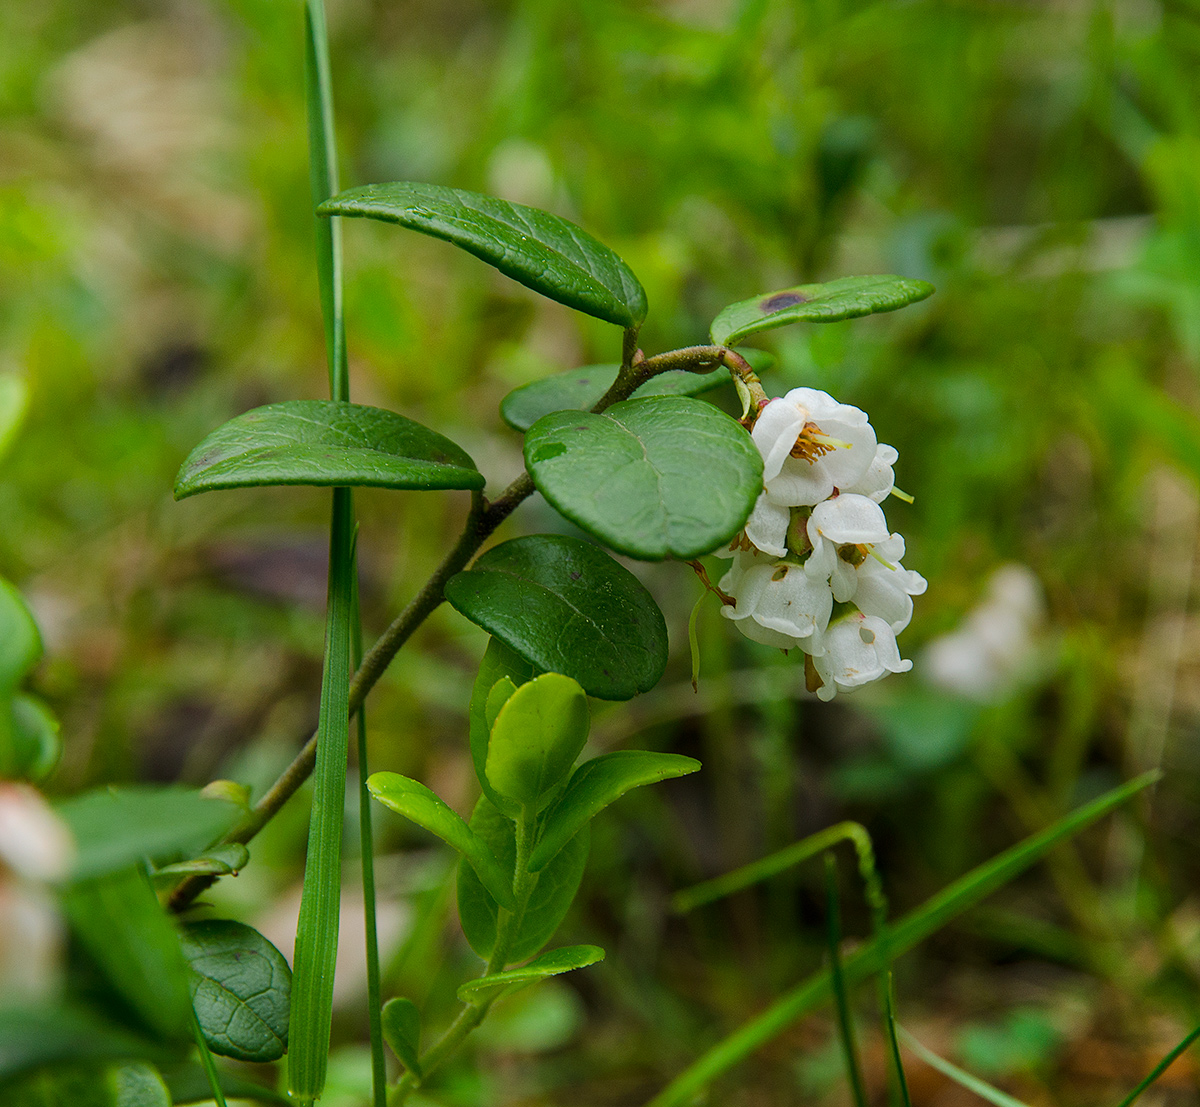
[0,4,1177,1107]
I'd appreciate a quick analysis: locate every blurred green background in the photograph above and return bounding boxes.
[6,0,1200,1102]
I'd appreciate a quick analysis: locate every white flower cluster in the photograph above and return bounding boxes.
[717,388,926,700]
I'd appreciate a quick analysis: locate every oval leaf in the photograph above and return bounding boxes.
[524,397,762,560]
[0,579,41,692]
[174,400,483,499]
[457,944,605,1003]
[368,772,515,910]
[108,1061,172,1107]
[445,535,668,700]
[710,274,935,346]
[469,638,535,816]
[151,843,250,881]
[486,674,589,810]
[380,998,421,1077]
[180,920,291,1063]
[530,751,701,872]
[457,796,589,964]
[319,182,647,328]
[10,694,60,784]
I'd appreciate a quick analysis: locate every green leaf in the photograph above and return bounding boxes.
[62,867,194,1043]
[0,1006,164,1082]
[367,772,516,910]
[457,796,589,964]
[469,639,535,816]
[179,920,291,1063]
[457,945,605,1003]
[524,397,762,560]
[530,751,701,872]
[319,182,647,328]
[485,677,519,731]
[380,998,421,1077]
[485,674,589,810]
[644,772,1158,1107]
[710,275,935,347]
[161,1063,288,1105]
[446,535,667,701]
[151,843,250,881]
[0,374,28,463]
[0,579,40,691]
[57,787,240,881]
[174,401,483,499]
[108,1061,172,1107]
[10,694,61,783]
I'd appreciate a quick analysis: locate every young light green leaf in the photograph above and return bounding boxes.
[152,843,250,881]
[524,397,762,560]
[57,787,240,881]
[897,1027,1033,1107]
[175,400,483,499]
[10,693,61,783]
[368,772,516,910]
[446,534,668,700]
[457,796,589,964]
[485,673,589,811]
[180,920,291,1063]
[530,751,700,872]
[457,944,605,1003]
[644,772,1158,1107]
[485,676,519,731]
[380,998,421,1077]
[710,275,935,347]
[319,182,647,328]
[62,867,194,1043]
[0,374,28,463]
[0,579,40,691]
[469,639,535,817]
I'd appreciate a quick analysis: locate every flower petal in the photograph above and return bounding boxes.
[810,494,890,545]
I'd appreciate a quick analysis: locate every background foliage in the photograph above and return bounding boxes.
[5,0,1200,1102]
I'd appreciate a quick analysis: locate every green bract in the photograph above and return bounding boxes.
[710,275,934,347]
[319,182,647,328]
[484,673,589,811]
[181,920,292,1063]
[524,397,762,560]
[175,400,483,498]
[445,535,668,700]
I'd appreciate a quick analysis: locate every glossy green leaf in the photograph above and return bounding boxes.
[175,400,483,499]
[151,843,249,881]
[485,677,519,731]
[368,772,515,910]
[62,867,193,1043]
[446,535,667,701]
[457,796,589,963]
[469,639,535,817]
[525,397,762,560]
[0,579,40,691]
[380,998,421,1077]
[57,787,240,881]
[530,751,701,872]
[0,1006,163,1082]
[0,374,28,463]
[485,674,589,810]
[319,182,647,328]
[456,944,605,1003]
[710,275,934,346]
[10,694,60,783]
[179,920,291,1063]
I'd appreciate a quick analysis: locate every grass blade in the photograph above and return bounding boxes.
[1113,1023,1200,1107]
[825,854,869,1107]
[897,1026,1032,1107]
[883,974,913,1107]
[190,1008,229,1107]
[646,771,1158,1107]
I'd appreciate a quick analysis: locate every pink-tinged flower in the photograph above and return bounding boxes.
[718,550,832,651]
[811,612,912,702]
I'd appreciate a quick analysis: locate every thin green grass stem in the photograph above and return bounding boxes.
[644,772,1157,1107]
[825,854,869,1107]
[190,1008,228,1107]
[1113,1022,1200,1107]
[883,974,912,1107]
[897,1026,1032,1107]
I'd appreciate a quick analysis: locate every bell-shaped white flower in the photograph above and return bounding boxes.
[841,444,898,503]
[751,389,877,507]
[811,612,911,701]
[742,494,790,558]
[851,535,928,633]
[719,550,832,652]
[804,494,891,601]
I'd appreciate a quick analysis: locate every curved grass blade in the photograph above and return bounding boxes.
[884,974,913,1107]
[710,275,934,347]
[319,182,647,328]
[645,772,1158,1107]
[897,1027,1032,1107]
[174,401,483,499]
